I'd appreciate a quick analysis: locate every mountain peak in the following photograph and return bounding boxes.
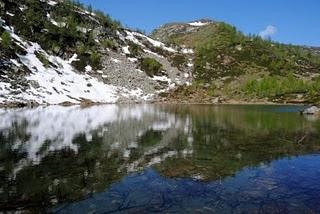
[187,18,214,26]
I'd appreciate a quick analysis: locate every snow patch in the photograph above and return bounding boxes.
[85,65,92,72]
[47,0,58,6]
[6,12,14,17]
[122,46,130,55]
[128,57,138,62]
[15,43,119,104]
[111,58,121,63]
[189,21,209,27]
[132,32,177,53]
[152,75,172,84]
[125,30,145,46]
[10,59,22,67]
[181,48,194,54]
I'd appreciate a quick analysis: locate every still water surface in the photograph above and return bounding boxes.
[1,104,320,213]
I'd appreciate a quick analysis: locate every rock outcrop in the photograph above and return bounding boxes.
[302,106,320,115]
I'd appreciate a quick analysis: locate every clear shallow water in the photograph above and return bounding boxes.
[0,104,320,213]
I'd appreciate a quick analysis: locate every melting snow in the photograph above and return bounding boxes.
[122,46,130,55]
[10,59,22,67]
[152,75,172,83]
[85,65,92,72]
[111,58,121,63]
[132,32,177,53]
[14,43,119,104]
[47,0,58,6]
[6,12,14,17]
[128,57,138,62]
[189,21,209,27]
[125,30,145,46]
[182,48,194,54]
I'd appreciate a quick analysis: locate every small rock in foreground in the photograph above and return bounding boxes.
[302,106,320,115]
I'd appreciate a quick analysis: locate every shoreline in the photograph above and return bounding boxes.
[0,99,312,108]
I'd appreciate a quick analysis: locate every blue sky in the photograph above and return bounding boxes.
[79,0,320,46]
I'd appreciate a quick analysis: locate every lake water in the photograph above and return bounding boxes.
[1,104,320,213]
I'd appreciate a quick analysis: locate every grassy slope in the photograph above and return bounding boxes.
[163,22,320,104]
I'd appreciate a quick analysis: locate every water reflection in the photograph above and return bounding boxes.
[0,104,320,212]
[54,155,320,213]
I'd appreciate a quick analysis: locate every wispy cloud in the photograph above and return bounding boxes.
[259,25,277,39]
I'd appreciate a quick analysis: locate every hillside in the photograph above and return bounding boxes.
[151,20,320,104]
[0,1,319,106]
[0,0,192,106]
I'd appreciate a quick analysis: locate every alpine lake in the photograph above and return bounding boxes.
[1,104,320,213]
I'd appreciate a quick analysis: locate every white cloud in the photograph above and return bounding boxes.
[259,25,277,39]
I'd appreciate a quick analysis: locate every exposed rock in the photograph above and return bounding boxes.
[302,106,320,115]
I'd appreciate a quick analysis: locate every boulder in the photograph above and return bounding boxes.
[302,106,320,115]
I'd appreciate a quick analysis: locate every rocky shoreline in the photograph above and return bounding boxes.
[0,98,316,109]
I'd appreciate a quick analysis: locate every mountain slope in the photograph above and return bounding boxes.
[0,0,192,106]
[152,20,320,104]
[1,1,320,106]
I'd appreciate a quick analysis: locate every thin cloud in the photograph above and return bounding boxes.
[259,25,277,39]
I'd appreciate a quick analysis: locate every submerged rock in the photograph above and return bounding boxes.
[302,106,320,115]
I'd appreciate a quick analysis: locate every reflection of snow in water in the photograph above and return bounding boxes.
[0,105,194,172]
[0,105,118,161]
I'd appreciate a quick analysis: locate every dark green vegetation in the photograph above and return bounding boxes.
[140,57,163,77]
[0,31,10,48]
[154,22,320,103]
[0,0,121,71]
[170,54,187,70]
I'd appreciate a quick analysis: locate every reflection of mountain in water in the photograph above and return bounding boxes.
[0,104,320,212]
[0,105,192,166]
[54,155,320,213]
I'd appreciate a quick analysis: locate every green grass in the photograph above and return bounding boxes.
[243,75,320,98]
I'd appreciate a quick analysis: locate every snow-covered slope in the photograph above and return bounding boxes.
[0,0,192,105]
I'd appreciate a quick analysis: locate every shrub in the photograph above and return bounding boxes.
[72,51,101,71]
[90,51,101,69]
[72,53,89,71]
[128,43,142,57]
[101,38,116,50]
[0,31,11,48]
[140,58,163,77]
[170,54,186,69]
[35,52,50,68]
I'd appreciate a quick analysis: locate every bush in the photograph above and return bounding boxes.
[35,52,49,68]
[90,51,101,69]
[0,31,11,48]
[140,58,163,77]
[170,54,186,69]
[101,38,116,50]
[72,51,101,71]
[128,43,142,57]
